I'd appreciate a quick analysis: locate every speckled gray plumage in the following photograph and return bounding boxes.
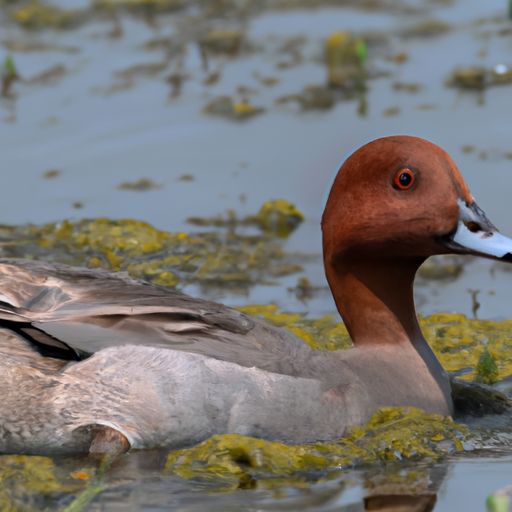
[0,259,452,454]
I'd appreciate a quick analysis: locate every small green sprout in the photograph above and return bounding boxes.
[476,347,499,385]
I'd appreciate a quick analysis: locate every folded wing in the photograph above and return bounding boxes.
[0,259,309,375]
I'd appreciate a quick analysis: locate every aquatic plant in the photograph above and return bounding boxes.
[476,347,499,385]
[10,1,83,29]
[1,54,18,97]
[165,407,468,489]
[324,31,366,89]
[203,96,264,120]
[199,30,244,56]
[188,199,304,236]
[0,455,85,510]
[93,0,185,15]
[0,216,305,290]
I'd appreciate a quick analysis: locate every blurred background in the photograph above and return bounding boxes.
[1,0,512,321]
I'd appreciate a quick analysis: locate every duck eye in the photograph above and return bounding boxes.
[393,168,415,190]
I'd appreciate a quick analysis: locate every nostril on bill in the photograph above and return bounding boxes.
[465,221,482,233]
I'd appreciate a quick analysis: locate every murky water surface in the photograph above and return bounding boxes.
[1,0,512,510]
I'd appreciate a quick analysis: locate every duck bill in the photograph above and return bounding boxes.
[441,200,512,262]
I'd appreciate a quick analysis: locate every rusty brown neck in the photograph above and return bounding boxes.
[325,255,425,346]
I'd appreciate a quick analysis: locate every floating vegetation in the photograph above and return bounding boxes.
[117,177,162,191]
[1,54,19,97]
[28,64,67,86]
[487,485,512,512]
[240,306,512,383]
[386,52,408,64]
[476,347,499,385]
[241,304,512,384]
[203,96,264,121]
[401,19,451,38]
[42,169,61,179]
[382,106,400,117]
[0,215,306,291]
[276,85,335,111]
[115,62,167,81]
[10,1,83,30]
[449,67,486,90]
[287,276,325,302]
[199,29,244,56]
[93,0,185,15]
[254,199,304,236]
[392,81,422,93]
[188,199,304,237]
[448,65,512,91]
[421,313,512,383]
[165,407,467,489]
[324,31,366,89]
[0,455,85,510]
[417,255,464,281]
[238,304,351,351]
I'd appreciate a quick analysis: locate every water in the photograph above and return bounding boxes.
[1,0,512,510]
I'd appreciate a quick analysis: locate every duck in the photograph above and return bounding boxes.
[1,135,511,455]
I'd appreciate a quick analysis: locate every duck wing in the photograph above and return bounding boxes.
[0,259,310,374]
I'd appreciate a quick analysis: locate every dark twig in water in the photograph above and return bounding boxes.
[468,289,480,319]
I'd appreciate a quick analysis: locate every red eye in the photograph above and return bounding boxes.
[393,168,415,190]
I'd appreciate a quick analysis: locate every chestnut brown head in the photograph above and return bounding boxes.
[322,135,512,265]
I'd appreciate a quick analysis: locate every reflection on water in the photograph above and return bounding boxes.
[72,454,510,511]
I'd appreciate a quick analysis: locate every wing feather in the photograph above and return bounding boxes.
[0,259,311,375]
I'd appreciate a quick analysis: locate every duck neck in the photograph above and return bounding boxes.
[325,255,425,346]
[326,254,453,415]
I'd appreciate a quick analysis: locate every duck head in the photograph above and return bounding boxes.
[322,135,512,345]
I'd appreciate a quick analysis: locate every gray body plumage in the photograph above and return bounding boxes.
[0,259,452,453]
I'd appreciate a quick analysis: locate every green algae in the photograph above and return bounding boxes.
[117,177,162,191]
[448,65,512,91]
[203,96,265,121]
[238,304,352,351]
[242,304,510,413]
[324,31,366,89]
[188,199,304,237]
[401,19,451,38]
[93,0,184,15]
[237,305,512,383]
[1,54,18,98]
[0,455,85,511]
[0,216,305,291]
[165,407,467,489]
[42,169,61,180]
[276,85,336,111]
[199,30,244,56]
[10,1,83,30]
[476,348,499,385]
[251,199,304,237]
[421,313,512,383]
